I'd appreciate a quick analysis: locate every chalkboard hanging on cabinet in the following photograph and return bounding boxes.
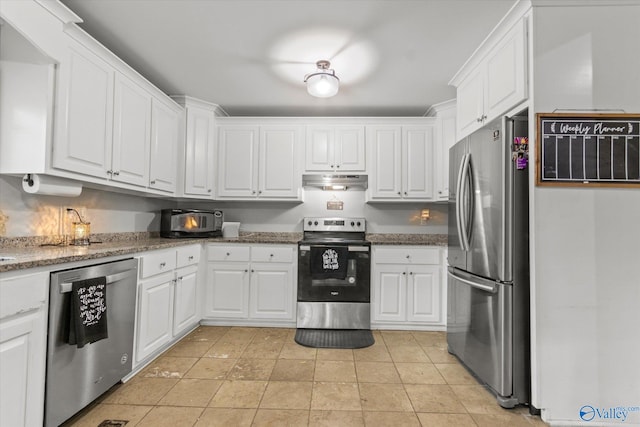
[536,113,640,187]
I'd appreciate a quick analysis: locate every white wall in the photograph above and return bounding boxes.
[180,189,447,234]
[0,175,447,237]
[0,175,174,237]
[531,3,640,425]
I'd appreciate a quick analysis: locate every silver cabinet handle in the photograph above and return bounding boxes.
[406,255,410,259]
[208,189,212,193]
[397,192,401,195]
[226,252,230,256]
[113,171,120,176]
[402,272,406,275]
[159,262,166,268]
[404,191,407,195]
[150,180,156,184]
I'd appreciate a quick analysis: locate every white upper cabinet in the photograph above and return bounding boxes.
[368,123,436,201]
[172,96,218,198]
[149,99,180,193]
[259,126,301,198]
[427,100,457,201]
[53,40,114,179]
[451,17,527,139]
[112,73,151,186]
[217,125,260,198]
[184,106,214,196]
[217,121,301,200]
[305,125,365,172]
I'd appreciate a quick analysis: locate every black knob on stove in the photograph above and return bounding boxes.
[307,220,312,226]
[314,221,319,226]
[357,221,361,227]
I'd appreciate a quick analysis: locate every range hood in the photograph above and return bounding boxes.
[302,174,368,191]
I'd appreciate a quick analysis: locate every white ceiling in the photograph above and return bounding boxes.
[59,0,516,117]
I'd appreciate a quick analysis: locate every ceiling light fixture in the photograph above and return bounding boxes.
[304,60,340,98]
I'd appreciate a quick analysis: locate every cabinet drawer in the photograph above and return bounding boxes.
[374,247,440,265]
[251,245,294,263]
[208,245,250,262]
[139,249,177,278]
[177,245,201,268]
[0,272,48,319]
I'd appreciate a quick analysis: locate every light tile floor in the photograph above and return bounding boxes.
[65,326,548,427]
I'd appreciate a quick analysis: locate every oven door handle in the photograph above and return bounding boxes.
[299,245,369,252]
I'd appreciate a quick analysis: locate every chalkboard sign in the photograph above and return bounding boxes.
[536,113,640,187]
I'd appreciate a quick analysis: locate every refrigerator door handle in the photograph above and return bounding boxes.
[459,153,472,251]
[448,269,497,293]
[455,154,467,251]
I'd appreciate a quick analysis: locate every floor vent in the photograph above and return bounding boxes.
[98,420,128,427]
[295,329,374,349]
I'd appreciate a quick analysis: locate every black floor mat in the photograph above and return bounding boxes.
[295,329,375,349]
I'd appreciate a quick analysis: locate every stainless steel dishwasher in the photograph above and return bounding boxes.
[45,258,138,427]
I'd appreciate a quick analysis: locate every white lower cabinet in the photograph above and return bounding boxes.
[135,245,201,364]
[0,271,48,427]
[205,244,295,325]
[372,246,443,329]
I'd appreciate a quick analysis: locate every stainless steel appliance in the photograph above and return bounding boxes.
[45,258,138,427]
[447,113,530,408]
[161,208,223,238]
[297,217,371,331]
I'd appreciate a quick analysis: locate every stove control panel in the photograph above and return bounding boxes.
[303,217,366,232]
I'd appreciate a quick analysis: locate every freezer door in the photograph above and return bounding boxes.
[447,139,469,271]
[447,267,513,398]
[465,119,513,282]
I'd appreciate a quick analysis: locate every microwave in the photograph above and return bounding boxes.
[161,209,223,238]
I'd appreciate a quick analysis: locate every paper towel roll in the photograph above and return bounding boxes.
[22,174,83,197]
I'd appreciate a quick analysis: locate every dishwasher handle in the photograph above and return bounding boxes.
[59,270,135,294]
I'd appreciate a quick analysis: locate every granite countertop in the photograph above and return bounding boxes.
[0,232,446,273]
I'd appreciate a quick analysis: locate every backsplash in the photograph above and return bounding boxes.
[1,175,448,238]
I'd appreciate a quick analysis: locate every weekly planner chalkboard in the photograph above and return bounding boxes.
[536,113,640,187]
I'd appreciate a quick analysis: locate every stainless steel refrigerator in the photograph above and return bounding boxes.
[447,113,530,408]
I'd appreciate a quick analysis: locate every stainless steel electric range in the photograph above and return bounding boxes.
[295,217,374,348]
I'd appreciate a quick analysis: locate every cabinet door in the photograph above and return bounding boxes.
[435,114,456,200]
[259,126,301,199]
[112,73,151,186]
[456,66,485,139]
[485,18,527,121]
[373,264,406,322]
[53,42,114,178]
[368,126,402,199]
[403,126,435,199]
[136,273,174,362]
[173,266,199,336]
[407,265,441,324]
[217,126,259,198]
[305,126,334,171]
[249,263,294,320]
[206,262,250,318]
[184,105,215,196]
[0,310,46,427]
[149,99,179,193]
[335,126,366,171]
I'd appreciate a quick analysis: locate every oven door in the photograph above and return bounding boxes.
[298,243,370,302]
